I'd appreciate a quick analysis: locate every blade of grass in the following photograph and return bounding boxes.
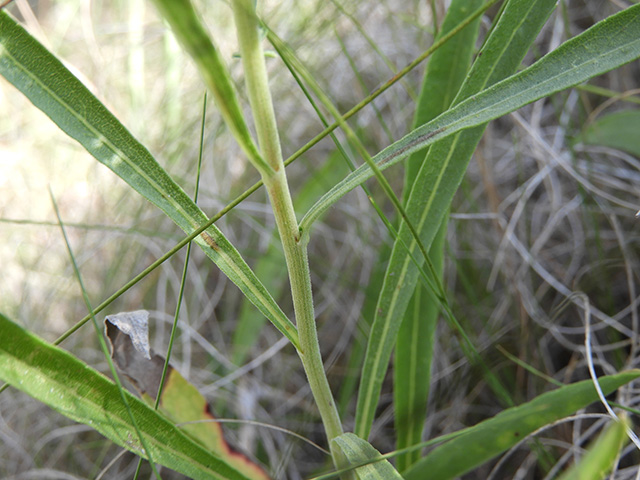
[268,23,448,307]
[332,23,434,443]
[0,217,180,238]
[0,11,299,351]
[334,30,395,143]
[134,91,209,480]
[49,190,161,480]
[329,0,417,101]
[156,91,207,408]
[279,0,501,178]
[1,168,274,402]
[577,84,640,106]
[265,26,395,228]
[354,0,558,440]
[0,313,257,480]
[299,3,640,236]
[394,0,484,469]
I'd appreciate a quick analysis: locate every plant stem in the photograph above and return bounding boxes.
[231,0,344,463]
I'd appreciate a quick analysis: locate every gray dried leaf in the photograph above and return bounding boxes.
[104,310,151,359]
[105,310,167,396]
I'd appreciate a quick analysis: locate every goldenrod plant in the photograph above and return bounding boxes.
[1,0,640,478]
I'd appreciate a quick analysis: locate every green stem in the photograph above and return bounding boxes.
[231,0,344,464]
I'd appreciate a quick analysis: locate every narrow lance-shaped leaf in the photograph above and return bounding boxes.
[299,3,640,237]
[403,371,640,480]
[0,11,299,351]
[355,0,558,439]
[394,0,484,469]
[150,0,271,175]
[0,313,255,480]
[402,0,484,188]
[394,220,446,470]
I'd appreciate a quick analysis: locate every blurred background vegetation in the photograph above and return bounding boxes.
[1,0,639,478]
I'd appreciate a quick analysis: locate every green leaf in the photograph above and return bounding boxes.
[402,0,484,189]
[300,3,640,236]
[332,433,403,480]
[557,416,630,480]
[355,0,558,440]
[394,217,446,471]
[0,11,299,351]
[578,109,640,156]
[149,0,270,174]
[402,371,640,480]
[0,313,257,480]
[394,0,483,470]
